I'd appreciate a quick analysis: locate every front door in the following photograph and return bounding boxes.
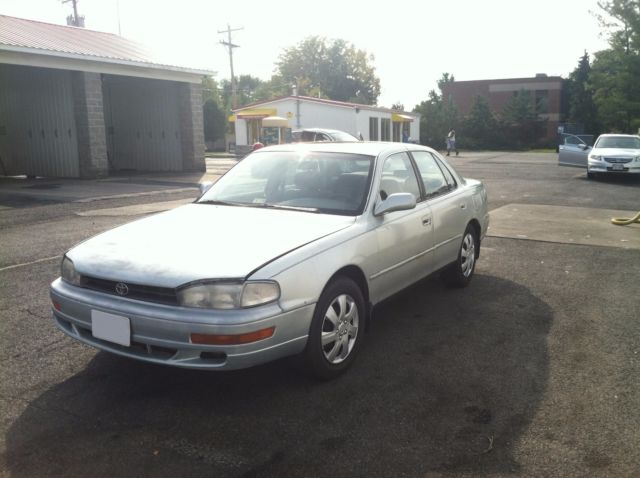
[369,152,434,302]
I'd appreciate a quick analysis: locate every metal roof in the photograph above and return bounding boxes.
[0,14,213,76]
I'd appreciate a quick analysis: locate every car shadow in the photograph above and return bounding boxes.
[582,174,640,187]
[4,274,552,477]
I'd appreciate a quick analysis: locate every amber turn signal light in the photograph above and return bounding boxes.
[191,326,275,345]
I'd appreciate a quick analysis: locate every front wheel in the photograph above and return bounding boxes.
[586,168,596,179]
[441,225,478,288]
[303,277,365,380]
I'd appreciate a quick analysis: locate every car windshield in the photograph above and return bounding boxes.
[595,136,640,149]
[199,151,374,215]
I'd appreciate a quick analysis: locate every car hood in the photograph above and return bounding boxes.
[592,148,640,157]
[68,204,355,288]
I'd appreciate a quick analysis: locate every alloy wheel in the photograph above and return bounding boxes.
[321,294,359,364]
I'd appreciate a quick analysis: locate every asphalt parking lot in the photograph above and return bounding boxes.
[0,152,639,477]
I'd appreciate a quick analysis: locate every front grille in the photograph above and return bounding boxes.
[604,157,633,163]
[81,275,178,305]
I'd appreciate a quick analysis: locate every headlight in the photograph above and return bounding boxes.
[177,281,280,309]
[61,256,81,286]
[589,155,602,161]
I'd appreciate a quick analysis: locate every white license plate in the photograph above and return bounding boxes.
[612,163,625,170]
[91,310,131,346]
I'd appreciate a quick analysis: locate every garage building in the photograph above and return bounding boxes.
[0,15,212,178]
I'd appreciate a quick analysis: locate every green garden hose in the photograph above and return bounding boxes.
[611,211,640,226]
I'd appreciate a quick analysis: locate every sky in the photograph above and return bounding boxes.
[2,0,613,109]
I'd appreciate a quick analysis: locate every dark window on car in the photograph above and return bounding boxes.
[379,152,421,200]
[433,155,457,189]
[300,131,316,142]
[411,151,451,198]
[369,117,379,141]
[315,133,330,142]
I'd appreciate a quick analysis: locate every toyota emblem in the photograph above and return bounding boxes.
[115,282,129,296]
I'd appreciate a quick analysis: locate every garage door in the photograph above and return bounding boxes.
[103,75,182,172]
[0,64,79,177]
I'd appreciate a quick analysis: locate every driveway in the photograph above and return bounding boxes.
[0,152,638,477]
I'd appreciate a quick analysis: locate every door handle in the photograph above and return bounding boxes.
[422,217,431,226]
[460,203,466,209]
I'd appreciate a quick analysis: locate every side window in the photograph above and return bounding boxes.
[564,135,584,146]
[411,151,450,198]
[434,155,457,189]
[379,152,421,200]
[315,133,330,142]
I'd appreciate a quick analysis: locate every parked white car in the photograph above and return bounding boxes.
[50,142,489,379]
[559,133,640,179]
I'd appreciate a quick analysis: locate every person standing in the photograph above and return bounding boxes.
[446,129,458,156]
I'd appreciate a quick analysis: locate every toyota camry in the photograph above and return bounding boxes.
[50,142,489,379]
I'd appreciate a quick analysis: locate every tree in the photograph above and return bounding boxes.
[461,96,500,149]
[413,73,459,148]
[275,36,381,104]
[596,0,640,53]
[501,90,546,148]
[201,76,221,105]
[588,1,640,132]
[589,48,640,132]
[565,52,600,134]
[203,99,226,144]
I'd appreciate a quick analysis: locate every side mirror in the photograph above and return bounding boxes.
[199,181,213,195]
[578,143,590,151]
[374,192,416,216]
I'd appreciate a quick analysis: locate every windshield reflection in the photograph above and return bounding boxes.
[199,151,374,215]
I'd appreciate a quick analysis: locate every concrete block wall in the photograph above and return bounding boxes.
[71,72,108,177]
[178,82,206,172]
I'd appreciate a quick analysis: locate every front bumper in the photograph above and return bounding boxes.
[50,278,314,370]
[588,159,640,174]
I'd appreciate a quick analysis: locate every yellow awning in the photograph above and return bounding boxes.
[235,108,277,119]
[392,113,414,122]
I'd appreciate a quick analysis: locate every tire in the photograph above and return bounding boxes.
[303,277,365,380]
[441,225,478,288]
[586,170,596,179]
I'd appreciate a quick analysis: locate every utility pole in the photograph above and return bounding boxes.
[62,0,84,27]
[218,24,243,110]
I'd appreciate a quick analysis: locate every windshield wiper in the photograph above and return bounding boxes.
[197,199,246,207]
[255,203,320,213]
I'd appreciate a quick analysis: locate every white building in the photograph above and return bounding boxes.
[231,96,420,147]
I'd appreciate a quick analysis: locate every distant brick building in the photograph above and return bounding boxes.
[441,74,562,141]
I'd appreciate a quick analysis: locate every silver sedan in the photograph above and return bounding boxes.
[50,142,489,379]
[559,133,640,178]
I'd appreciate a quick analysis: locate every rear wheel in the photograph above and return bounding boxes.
[441,225,478,288]
[303,277,364,380]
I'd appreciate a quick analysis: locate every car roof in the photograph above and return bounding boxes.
[293,128,345,134]
[254,141,435,157]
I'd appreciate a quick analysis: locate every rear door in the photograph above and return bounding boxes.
[411,151,469,271]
